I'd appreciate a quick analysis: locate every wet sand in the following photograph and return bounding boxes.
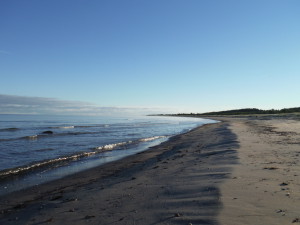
[0,116,299,225]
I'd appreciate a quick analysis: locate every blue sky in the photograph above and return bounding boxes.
[1,0,300,114]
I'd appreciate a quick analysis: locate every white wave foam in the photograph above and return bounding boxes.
[58,126,75,129]
[27,135,38,140]
[95,141,131,151]
[94,136,166,152]
[0,136,168,178]
[0,150,100,177]
[139,136,166,142]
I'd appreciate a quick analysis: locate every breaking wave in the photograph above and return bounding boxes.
[26,135,38,140]
[54,126,75,129]
[95,136,166,151]
[0,135,167,179]
[95,141,131,151]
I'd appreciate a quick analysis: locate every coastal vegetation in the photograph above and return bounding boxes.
[199,107,300,116]
[157,107,300,116]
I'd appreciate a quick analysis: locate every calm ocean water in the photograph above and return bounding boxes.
[0,114,215,195]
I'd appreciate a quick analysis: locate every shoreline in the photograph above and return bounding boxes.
[0,121,237,224]
[0,136,170,196]
[1,115,299,224]
[0,116,214,196]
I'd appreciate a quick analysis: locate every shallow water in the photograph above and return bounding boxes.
[0,114,215,195]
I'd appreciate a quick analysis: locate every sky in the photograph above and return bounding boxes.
[1,0,300,115]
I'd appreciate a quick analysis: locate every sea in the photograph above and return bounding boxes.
[0,114,215,195]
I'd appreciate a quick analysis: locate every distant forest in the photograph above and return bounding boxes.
[174,107,300,116]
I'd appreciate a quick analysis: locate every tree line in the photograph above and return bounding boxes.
[171,107,300,116]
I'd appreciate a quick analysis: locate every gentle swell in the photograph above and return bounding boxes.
[0,135,167,179]
[0,128,20,132]
[0,131,112,142]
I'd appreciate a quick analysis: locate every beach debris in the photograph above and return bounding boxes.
[63,197,78,203]
[279,182,289,186]
[276,209,286,215]
[174,213,182,217]
[44,218,53,223]
[13,203,26,209]
[292,218,300,223]
[84,215,95,219]
[50,195,63,201]
[263,167,278,170]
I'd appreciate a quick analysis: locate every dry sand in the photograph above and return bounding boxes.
[0,116,299,225]
[217,116,300,225]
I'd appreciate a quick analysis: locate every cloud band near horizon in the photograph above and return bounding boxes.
[0,94,170,116]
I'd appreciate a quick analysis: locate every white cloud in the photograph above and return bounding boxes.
[0,94,170,116]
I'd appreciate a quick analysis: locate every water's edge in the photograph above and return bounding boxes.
[0,121,217,196]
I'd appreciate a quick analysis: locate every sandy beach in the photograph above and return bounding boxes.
[0,116,299,225]
[217,115,300,225]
